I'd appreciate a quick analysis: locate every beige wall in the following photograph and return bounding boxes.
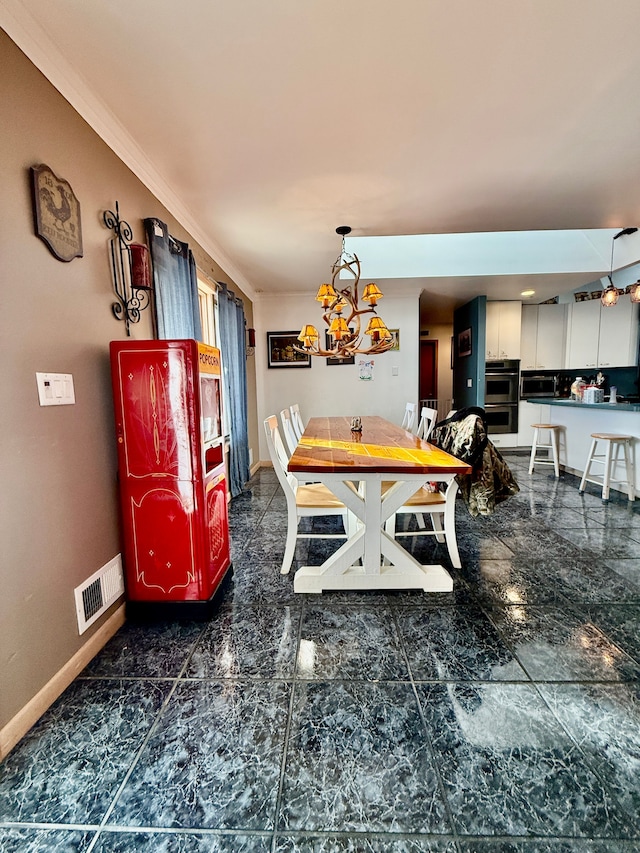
[0,32,257,734]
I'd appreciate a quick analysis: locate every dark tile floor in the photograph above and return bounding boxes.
[2,453,640,852]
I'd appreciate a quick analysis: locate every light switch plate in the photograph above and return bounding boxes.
[467,378,473,387]
[36,372,76,406]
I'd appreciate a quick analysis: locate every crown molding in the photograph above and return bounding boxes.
[0,0,256,301]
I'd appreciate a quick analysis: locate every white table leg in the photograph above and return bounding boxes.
[294,473,456,594]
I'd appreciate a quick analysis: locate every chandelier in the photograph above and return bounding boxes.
[601,227,638,307]
[295,226,396,359]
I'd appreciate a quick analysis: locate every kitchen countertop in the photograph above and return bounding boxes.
[527,397,640,412]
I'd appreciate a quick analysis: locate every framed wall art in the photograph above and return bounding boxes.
[30,163,83,261]
[267,331,312,368]
[457,327,472,358]
[325,330,355,365]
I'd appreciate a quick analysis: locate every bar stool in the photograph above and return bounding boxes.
[529,424,563,478]
[578,433,635,502]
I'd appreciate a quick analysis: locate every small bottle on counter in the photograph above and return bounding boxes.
[571,377,586,401]
[610,386,618,404]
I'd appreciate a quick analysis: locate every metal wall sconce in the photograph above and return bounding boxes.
[104,201,153,335]
[246,326,256,357]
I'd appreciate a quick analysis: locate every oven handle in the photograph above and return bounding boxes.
[486,372,519,377]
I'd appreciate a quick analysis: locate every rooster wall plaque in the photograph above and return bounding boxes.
[30,164,83,262]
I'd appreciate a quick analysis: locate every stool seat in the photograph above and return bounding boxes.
[590,433,633,441]
[529,424,563,478]
[579,433,635,502]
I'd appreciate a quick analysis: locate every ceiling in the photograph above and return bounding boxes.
[4,0,640,322]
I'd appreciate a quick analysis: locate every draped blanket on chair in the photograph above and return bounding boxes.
[429,407,519,516]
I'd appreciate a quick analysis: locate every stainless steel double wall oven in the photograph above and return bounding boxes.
[485,359,519,434]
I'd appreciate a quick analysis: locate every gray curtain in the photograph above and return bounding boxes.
[218,283,250,496]
[144,218,202,340]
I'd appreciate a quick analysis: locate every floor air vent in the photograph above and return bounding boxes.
[74,555,125,634]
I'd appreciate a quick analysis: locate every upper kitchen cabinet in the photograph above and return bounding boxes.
[520,303,567,370]
[486,301,521,361]
[566,294,639,369]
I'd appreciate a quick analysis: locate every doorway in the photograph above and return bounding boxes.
[419,339,438,401]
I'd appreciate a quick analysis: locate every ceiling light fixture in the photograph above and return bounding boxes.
[520,289,536,298]
[601,227,638,308]
[295,226,395,359]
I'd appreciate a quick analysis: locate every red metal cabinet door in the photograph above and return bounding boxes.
[204,471,231,595]
[112,344,197,482]
[121,482,201,601]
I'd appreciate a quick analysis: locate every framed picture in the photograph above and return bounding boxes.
[325,331,355,365]
[267,331,311,368]
[388,329,400,351]
[30,163,83,262]
[457,327,472,358]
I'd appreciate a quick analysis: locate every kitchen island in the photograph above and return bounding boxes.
[528,398,640,495]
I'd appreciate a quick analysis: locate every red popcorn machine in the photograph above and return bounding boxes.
[110,339,231,618]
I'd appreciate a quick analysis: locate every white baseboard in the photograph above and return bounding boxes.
[0,603,126,760]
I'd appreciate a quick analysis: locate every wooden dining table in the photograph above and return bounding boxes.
[287,415,472,593]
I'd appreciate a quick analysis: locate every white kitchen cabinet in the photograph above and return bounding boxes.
[520,303,567,370]
[566,295,638,369]
[517,401,542,447]
[597,295,639,367]
[486,301,522,360]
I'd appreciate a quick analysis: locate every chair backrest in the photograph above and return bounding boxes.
[279,408,298,457]
[264,416,297,498]
[290,403,304,440]
[400,402,418,432]
[416,406,438,440]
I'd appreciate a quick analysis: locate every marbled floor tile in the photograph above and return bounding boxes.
[397,605,528,681]
[109,681,290,830]
[0,679,170,824]
[279,681,450,834]
[457,839,638,852]
[0,828,95,852]
[495,527,583,562]
[516,556,640,605]
[454,530,516,562]
[555,488,616,509]
[222,558,297,606]
[488,604,640,681]
[586,505,640,530]
[275,835,457,852]
[555,527,640,560]
[576,603,640,662]
[538,683,640,828]
[604,558,640,586]
[91,830,272,851]
[462,558,571,607]
[81,620,205,678]
[418,682,634,839]
[297,603,409,681]
[390,577,475,607]
[229,492,277,513]
[186,605,300,679]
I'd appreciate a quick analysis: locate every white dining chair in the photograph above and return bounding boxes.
[383,478,461,569]
[416,406,438,441]
[400,402,418,433]
[279,408,299,457]
[290,403,304,440]
[264,415,350,574]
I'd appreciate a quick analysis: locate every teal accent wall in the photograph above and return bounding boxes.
[453,296,486,409]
